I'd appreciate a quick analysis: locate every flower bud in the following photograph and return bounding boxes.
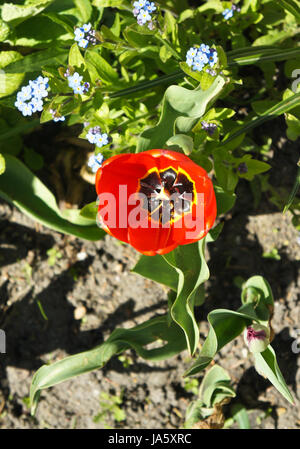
[244,323,270,353]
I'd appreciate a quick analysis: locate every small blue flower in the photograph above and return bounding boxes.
[95,133,109,148]
[88,153,104,173]
[137,9,152,24]
[30,97,44,113]
[222,8,234,20]
[82,23,92,32]
[195,51,209,65]
[19,86,32,101]
[145,1,156,12]
[74,24,97,48]
[21,103,34,116]
[133,0,146,9]
[192,61,205,72]
[200,44,210,54]
[72,84,85,95]
[207,49,218,67]
[186,47,198,59]
[67,72,83,89]
[78,38,89,49]
[74,27,85,41]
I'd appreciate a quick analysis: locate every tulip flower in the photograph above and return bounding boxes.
[95,149,216,256]
[244,323,270,353]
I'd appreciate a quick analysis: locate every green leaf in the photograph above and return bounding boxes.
[1,0,54,26]
[43,12,74,35]
[0,154,105,240]
[278,0,300,22]
[4,47,68,73]
[166,134,194,155]
[214,185,236,215]
[283,163,300,213]
[254,347,294,404]
[199,365,235,408]
[79,201,98,221]
[85,49,119,84]
[132,254,179,291]
[0,19,10,42]
[74,0,93,23]
[0,51,24,98]
[184,308,253,376]
[163,239,210,356]
[231,404,251,429]
[0,153,5,175]
[137,75,226,152]
[69,43,86,68]
[30,314,186,415]
[237,158,271,181]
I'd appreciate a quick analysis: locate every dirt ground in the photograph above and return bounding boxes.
[0,120,299,429]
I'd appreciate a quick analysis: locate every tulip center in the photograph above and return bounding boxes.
[138,167,195,224]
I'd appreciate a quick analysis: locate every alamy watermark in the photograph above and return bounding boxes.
[291,329,300,354]
[96,187,205,239]
[291,69,300,93]
[0,329,6,354]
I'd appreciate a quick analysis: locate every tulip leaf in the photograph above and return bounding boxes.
[162,239,210,356]
[30,314,186,415]
[137,75,226,152]
[0,154,105,240]
[253,347,294,404]
[132,254,179,291]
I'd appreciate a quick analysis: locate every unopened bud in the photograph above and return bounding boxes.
[244,323,270,353]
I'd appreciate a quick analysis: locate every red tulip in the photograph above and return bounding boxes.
[95,149,216,256]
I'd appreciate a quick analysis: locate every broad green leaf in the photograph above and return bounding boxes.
[74,0,93,22]
[0,154,105,240]
[30,314,186,414]
[237,158,271,181]
[4,47,68,73]
[1,1,54,26]
[184,308,253,376]
[0,51,24,98]
[43,12,75,35]
[214,185,236,215]
[163,239,210,356]
[85,50,119,84]
[132,254,179,291]
[254,347,294,404]
[69,43,86,68]
[166,134,194,155]
[137,76,226,152]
